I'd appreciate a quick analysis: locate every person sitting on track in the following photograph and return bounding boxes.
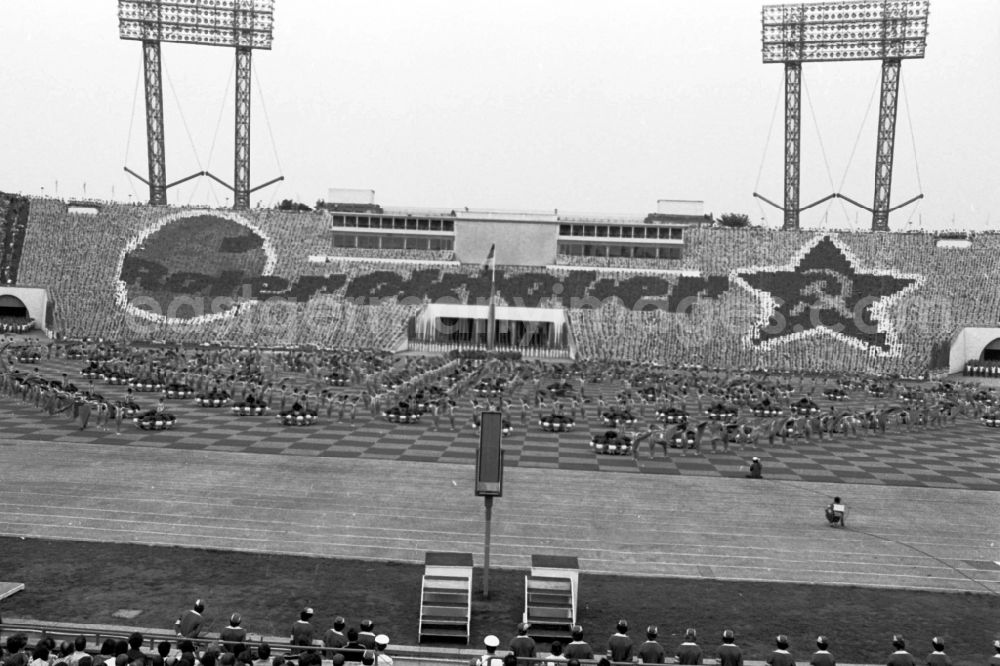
[825,496,846,527]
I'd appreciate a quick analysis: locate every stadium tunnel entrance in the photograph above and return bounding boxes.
[0,287,49,330]
[0,294,28,318]
[948,327,1000,372]
[982,338,1000,362]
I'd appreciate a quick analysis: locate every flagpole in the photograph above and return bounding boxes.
[487,247,496,350]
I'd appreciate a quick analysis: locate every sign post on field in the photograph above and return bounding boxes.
[475,411,504,598]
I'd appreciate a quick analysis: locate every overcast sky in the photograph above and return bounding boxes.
[1,0,997,230]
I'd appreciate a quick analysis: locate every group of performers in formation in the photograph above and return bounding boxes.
[0,338,997,448]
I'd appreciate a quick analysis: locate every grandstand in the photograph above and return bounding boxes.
[7,195,1000,375]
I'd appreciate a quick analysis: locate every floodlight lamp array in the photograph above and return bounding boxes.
[762,0,928,63]
[119,0,274,49]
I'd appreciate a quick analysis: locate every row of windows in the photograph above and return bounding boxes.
[331,215,456,232]
[559,224,683,240]
[332,234,455,251]
[558,243,683,260]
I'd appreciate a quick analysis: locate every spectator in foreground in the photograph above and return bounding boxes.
[176,641,197,666]
[607,620,634,663]
[717,630,743,666]
[344,629,363,653]
[29,645,50,666]
[373,636,392,666]
[153,642,171,666]
[887,636,917,666]
[544,641,567,666]
[766,635,794,666]
[322,617,348,648]
[93,643,120,666]
[474,636,502,666]
[565,626,594,661]
[221,614,247,652]
[175,600,206,638]
[126,633,146,666]
[925,638,950,666]
[357,621,377,650]
[676,629,702,665]
[290,607,315,653]
[809,636,834,666]
[637,626,666,664]
[5,635,30,666]
[251,644,270,666]
[508,623,536,659]
[66,637,88,666]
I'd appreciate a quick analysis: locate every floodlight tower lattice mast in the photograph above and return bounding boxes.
[142,39,167,206]
[757,0,929,231]
[119,0,281,209]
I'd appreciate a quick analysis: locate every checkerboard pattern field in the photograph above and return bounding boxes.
[4,359,998,491]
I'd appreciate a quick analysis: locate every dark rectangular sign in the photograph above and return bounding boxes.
[475,411,503,497]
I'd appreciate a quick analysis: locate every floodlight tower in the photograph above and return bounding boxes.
[758,0,929,231]
[119,0,281,209]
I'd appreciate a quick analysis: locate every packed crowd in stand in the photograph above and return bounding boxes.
[0,192,30,284]
[10,198,1000,376]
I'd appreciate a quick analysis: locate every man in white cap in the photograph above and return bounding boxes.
[746,457,763,479]
[373,636,392,666]
[477,636,503,666]
[990,639,1000,666]
[508,623,536,659]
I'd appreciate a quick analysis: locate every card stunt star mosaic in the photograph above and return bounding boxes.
[733,236,923,354]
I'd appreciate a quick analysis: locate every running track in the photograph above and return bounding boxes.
[1,361,998,594]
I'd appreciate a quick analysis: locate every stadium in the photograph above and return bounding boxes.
[1,2,1000,666]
